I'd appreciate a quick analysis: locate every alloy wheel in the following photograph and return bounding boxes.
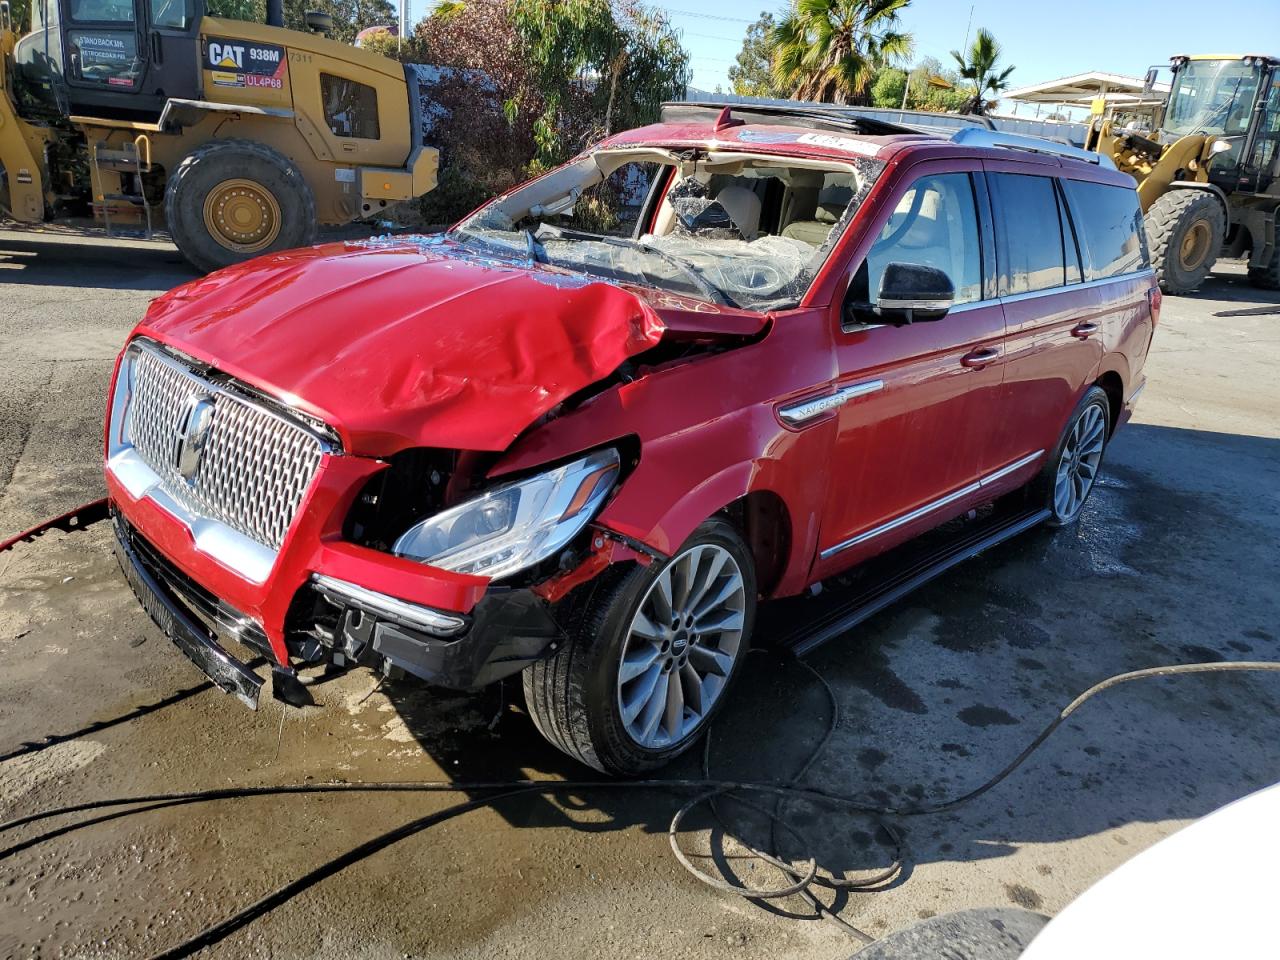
[616,543,747,749]
[1054,404,1106,521]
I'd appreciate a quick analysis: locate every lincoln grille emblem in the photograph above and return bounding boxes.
[174,393,216,484]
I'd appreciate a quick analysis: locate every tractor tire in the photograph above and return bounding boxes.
[1145,189,1225,295]
[1247,245,1280,290]
[164,139,316,274]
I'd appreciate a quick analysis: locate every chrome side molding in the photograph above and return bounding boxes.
[819,450,1045,559]
[780,379,884,425]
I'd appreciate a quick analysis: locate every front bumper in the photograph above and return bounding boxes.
[111,499,570,703]
[113,513,265,708]
[308,576,566,689]
[104,452,490,669]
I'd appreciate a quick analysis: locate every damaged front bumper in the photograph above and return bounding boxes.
[298,568,567,690]
[113,513,266,708]
[112,508,572,707]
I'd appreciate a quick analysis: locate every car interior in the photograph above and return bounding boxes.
[647,164,858,248]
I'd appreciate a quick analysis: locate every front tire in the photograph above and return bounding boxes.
[523,518,757,775]
[1146,190,1224,295]
[1036,386,1111,527]
[164,139,317,274]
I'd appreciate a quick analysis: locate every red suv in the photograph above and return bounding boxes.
[105,104,1159,775]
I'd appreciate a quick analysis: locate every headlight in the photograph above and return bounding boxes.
[392,448,621,580]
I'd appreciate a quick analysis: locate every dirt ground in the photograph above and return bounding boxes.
[1,229,1277,960]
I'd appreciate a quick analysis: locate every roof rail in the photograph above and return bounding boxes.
[951,127,1116,168]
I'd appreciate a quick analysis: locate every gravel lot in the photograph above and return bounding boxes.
[1,229,1277,960]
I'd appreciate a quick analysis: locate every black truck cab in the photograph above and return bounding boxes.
[15,0,202,121]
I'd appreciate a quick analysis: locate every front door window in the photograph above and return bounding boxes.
[850,172,984,308]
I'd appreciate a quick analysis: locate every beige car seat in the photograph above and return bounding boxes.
[781,185,854,247]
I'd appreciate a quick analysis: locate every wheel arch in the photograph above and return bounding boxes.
[599,459,807,601]
[1165,181,1231,227]
[719,490,793,600]
[1094,368,1125,436]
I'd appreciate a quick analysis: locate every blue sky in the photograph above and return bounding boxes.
[655,0,1280,95]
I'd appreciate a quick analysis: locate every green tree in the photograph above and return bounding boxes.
[358,28,404,59]
[11,0,31,31]
[508,0,689,167]
[283,0,396,43]
[950,27,1015,115]
[728,12,780,98]
[900,57,970,112]
[870,65,905,107]
[411,0,690,221]
[206,0,265,20]
[771,0,912,105]
[902,54,939,108]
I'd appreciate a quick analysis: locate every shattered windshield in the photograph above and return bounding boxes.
[451,148,884,311]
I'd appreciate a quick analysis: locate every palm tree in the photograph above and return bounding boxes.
[950,27,1015,115]
[770,0,913,106]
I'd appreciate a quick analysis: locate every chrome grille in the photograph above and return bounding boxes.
[125,343,325,550]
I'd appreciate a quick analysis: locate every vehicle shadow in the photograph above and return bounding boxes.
[1183,262,1280,310]
[0,224,395,293]
[378,421,1280,912]
[0,232,195,291]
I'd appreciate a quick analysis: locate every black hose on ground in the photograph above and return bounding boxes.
[3,660,1278,958]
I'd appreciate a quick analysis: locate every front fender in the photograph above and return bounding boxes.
[596,402,834,597]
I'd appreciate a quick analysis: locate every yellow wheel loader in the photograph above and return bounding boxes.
[0,0,436,271]
[1086,54,1280,294]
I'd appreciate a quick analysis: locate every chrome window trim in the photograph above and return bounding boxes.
[947,268,1156,314]
[877,297,952,312]
[780,379,883,424]
[819,450,1045,560]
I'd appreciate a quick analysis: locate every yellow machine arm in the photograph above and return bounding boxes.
[1088,118,1221,214]
[0,4,48,222]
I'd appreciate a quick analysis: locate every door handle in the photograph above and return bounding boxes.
[961,347,999,368]
[1071,322,1099,339]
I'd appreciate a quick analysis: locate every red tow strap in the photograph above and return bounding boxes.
[0,498,110,553]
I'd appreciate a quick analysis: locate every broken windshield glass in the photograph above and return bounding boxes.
[452,150,886,311]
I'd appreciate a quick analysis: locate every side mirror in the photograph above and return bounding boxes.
[1142,67,1159,100]
[873,262,954,324]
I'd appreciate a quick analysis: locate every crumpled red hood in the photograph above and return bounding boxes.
[137,239,670,455]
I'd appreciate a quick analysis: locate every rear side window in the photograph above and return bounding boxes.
[989,173,1066,295]
[321,74,380,140]
[1062,180,1150,280]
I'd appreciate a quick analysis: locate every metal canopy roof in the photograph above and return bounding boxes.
[1004,71,1171,106]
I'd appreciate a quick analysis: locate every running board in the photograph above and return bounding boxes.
[765,504,1051,657]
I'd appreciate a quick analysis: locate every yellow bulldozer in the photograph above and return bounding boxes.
[0,0,437,271]
[1086,54,1279,294]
